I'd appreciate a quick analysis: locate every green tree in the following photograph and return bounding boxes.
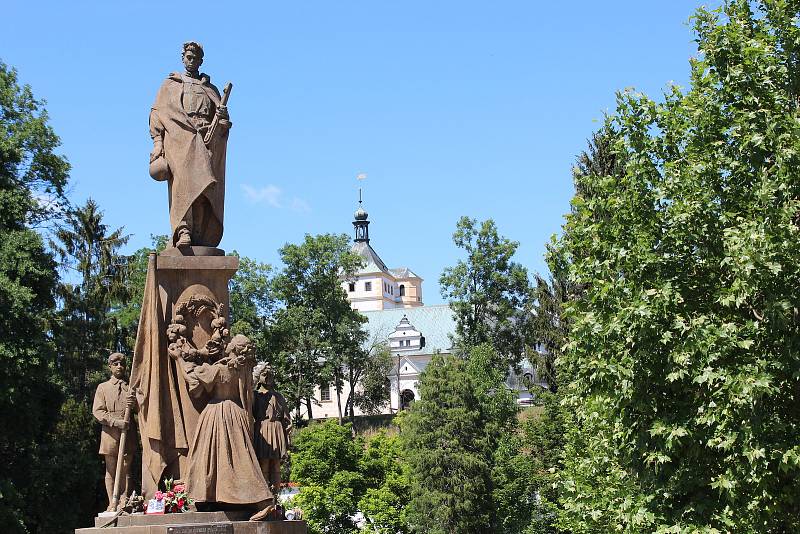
[112,234,166,352]
[557,1,800,531]
[528,243,572,393]
[291,419,363,486]
[289,422,411,534]
[402,350,497,534]
[440,217,531,366]
[271,306,330,421]
[358,432,411,534]
[0,61,68,533]
[491,392,565,534]
[290,420,365,534]
[272,233,367,423]
[46,199,131,530]
[228,252,274,337]
[53,198,130,402]
[529,124,624,394]
[353,341,393,416]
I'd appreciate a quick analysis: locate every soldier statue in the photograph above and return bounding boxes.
[93,352,137,511]
[149,41,232,249]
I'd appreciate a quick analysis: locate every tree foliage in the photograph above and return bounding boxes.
[271,233,371,422]
[353,341,392,416]
[358,432,410,534]
[529,127,621,393]
[0,61,68,533]
[557,1,800,531]
[440,217,531,366]
[52,198,130,402]
[112,234,166,352]
[229,252,274,337]
[290,420,362,534]
[402,345,517,533]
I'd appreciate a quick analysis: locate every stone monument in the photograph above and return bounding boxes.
[77,42,306,534]
[93,353,137,512]
[253,363,292,495]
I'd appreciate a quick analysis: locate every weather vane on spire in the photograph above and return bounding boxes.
[356,172,367,207]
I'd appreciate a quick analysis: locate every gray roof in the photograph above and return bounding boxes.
[389,267,422,280]
[352,241,390,274]
[362,304,456,356]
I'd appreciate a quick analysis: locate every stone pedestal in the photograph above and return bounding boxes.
[138,252,241,492]
[76,511,307,534]
[156,253,239,339]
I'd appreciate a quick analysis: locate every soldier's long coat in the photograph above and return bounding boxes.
[149,72,228,247]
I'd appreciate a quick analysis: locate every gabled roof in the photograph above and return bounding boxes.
[392,356,424,376]
[362,304,455,356]
[352,241,390,275]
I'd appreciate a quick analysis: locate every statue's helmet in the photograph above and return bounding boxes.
[149,156,170,182]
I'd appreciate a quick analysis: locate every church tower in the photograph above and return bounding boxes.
[342,194,423,311]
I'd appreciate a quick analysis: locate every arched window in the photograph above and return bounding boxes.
[399,284,406,297]
[400,389,415,410]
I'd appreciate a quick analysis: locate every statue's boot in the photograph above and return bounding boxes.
[249,499,276,522]
[176,227,192,248]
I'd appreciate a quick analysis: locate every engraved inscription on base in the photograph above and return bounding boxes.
[167,525,234,534]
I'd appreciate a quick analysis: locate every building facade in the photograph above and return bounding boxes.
[341,205,424,311]
[305,203,542,420]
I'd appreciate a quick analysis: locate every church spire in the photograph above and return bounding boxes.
[353,187,370,243]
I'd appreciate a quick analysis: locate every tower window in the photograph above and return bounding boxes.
[399,284,405,296]
[348,282,355,292]
[365,282,372,291]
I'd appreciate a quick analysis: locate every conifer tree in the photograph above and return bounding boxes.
[402,352,495,534]
[53,198,130,403]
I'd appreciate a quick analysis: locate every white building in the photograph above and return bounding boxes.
[341,204,424,311]
[305,203,544,419]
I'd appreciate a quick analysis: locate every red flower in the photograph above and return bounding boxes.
[174,484,185,493]
[178,498,185,508]
[154,491,164,501]
[167,491,175,499]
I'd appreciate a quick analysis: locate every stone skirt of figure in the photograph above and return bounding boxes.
[186,361,272,505]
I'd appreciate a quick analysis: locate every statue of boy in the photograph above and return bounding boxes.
[92,352,137,511]
[253,363,291,495]
[149,41,231,249]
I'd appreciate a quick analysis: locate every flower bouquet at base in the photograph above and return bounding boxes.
[144,478,193,514]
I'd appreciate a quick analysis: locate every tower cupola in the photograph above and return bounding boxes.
[353,194,370,243]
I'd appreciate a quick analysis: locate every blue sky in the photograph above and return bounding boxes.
[2,1,701,304]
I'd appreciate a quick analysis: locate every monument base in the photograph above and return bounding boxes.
[76,511,307,534]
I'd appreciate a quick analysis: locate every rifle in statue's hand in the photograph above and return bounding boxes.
[110,386,136,512]
[204,82,233,146]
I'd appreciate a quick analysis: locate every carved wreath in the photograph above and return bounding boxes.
[166,295,230,364]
